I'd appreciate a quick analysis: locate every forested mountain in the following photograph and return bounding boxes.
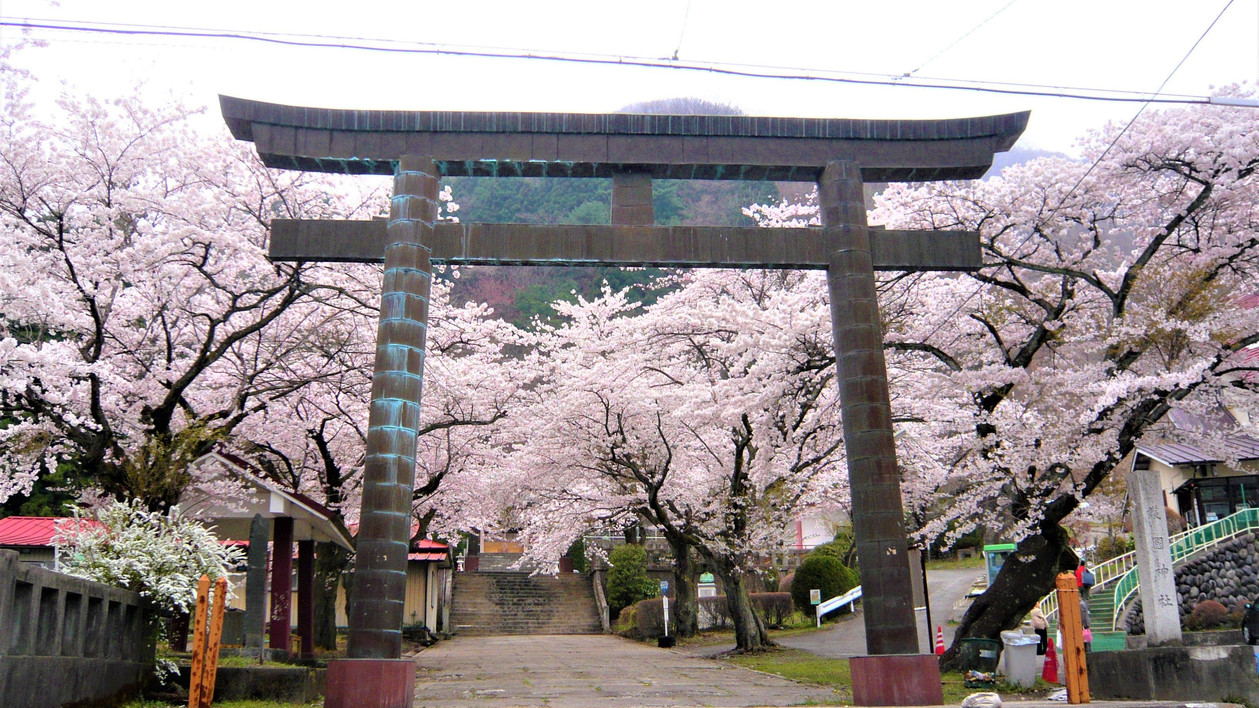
[442,97,780,327]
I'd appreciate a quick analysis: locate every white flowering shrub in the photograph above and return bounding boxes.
[54,499,244,616]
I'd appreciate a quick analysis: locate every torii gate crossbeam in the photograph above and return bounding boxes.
[220,96,1028,708]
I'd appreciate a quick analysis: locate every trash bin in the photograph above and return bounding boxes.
[1001,630,1039,688]
[958,637,1002,672]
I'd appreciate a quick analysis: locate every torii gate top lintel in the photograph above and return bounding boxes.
[219,95,1028,182]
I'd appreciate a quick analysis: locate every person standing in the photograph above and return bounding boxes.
[1076,562,1094,599]
[1030,606,1048,655]
[1080,595,1093,652]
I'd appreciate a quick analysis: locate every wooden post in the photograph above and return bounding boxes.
[200,577,228,707]
[1054,572,1090,704]
[187,575,229,708]
[188,575,211,708]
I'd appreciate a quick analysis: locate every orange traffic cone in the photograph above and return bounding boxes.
[934,625,945,655]
[1042,637,1059,683]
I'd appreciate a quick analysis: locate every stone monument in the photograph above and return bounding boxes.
[1130,468,1182,644]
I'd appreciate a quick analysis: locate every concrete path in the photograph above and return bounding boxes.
[412,634,844,707]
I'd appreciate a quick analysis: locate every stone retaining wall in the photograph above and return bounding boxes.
[1089,644,1259,703]
[1126,533,1259,634]
[0,549,151,707]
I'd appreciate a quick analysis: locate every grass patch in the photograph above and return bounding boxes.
[672,612,837,648]
[769,624,827,639]
[724,647,851,686]
[719,647,1055,705]
[926,554,985,570]
[211,654,293,668]
[122,695,322,700]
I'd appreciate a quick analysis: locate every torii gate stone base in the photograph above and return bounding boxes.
[221,97,1028,708]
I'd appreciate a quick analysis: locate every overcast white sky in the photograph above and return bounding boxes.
[2,0,1256,155]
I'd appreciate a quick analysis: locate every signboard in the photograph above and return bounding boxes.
[810,589,822,605]
[660,580,669,594]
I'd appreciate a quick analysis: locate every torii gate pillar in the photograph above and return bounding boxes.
[325,156,438,708]
[822,161,943,704]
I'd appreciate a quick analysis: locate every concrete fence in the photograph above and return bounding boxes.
[0,549,151,707]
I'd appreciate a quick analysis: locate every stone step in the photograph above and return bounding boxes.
[451,570,601,637]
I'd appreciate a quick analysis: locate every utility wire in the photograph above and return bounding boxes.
[906,0,1238,350]
[898,0,1020,80]
[0,17,1246,107]
[672,1,692,61]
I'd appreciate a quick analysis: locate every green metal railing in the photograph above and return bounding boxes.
[1106,507,1259,630]
[1037,507,1259,631]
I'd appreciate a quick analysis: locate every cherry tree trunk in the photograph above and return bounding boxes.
[314,541,352,650]
[666,535,698,638]
[940,522,1077,670]
[721,568,773,652]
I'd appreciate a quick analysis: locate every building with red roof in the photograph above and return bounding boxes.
[0,516,98,567]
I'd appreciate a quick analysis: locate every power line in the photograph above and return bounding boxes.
[672,1,692,61]
[912,0,1239,351]
[1,17,1251,107]
[899,0,1020,80]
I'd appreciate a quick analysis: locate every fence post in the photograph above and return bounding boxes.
[188,575,211,708]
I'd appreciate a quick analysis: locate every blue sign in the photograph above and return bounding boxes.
[660,580,669,594]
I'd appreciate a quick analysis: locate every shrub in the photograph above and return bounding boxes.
[606,543,658,617]
[752,592,794,628]
[1188,600,1229,630]
[778,571,794,594]
[1094,535,1135,562]
[635,597,666,638]
[55,499,243,617]
[790,553,859,615]
[698,595,731,629]
[614,603,640,638]
[1229,600,1248,628]
[565,537,590,573]
[814,526,858,567]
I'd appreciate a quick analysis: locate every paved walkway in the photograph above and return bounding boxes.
[412,634,843,707]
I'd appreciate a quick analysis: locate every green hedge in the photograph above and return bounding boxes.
[790,554,859,616]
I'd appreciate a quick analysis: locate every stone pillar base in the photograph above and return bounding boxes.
[851,654,943,706]
[324,658,415,708]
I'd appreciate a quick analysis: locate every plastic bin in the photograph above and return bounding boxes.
[1000,630,1039,688]
[958,637,1002,672]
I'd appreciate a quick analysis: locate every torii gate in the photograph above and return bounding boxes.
[221,96,1027,708]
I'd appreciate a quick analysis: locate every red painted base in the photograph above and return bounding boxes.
[850,654,943,706]
[324,658,415,708]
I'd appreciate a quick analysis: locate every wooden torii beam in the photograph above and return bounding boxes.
[269,220,982,271]
[220,95,1028,708]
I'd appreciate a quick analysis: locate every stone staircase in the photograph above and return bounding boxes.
[450,567,603,636]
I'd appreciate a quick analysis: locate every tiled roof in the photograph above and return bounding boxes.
[1231,346,1259,382]
[408,539,449,563]
[0,517,96,548]
[1137,404,1259,465]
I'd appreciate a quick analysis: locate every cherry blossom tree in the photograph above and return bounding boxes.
[747,92,1259,661]
[506,269,848,651]
[0,70,387,511]
[740,92,1259,662]
[231,265,533,645]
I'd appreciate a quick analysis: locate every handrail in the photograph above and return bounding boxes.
[816,585,863,627]
[1035,507,1259,629]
